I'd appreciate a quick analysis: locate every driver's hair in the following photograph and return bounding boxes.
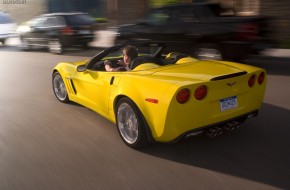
[124,45,138,60]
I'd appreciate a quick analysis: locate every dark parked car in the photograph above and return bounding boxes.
[115,3,272,61]
[17,12,95,54]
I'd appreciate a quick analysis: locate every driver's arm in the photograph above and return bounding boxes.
[104,60,116,71]
[104,60,120,72]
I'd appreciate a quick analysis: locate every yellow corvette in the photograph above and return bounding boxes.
[52,42,266,148]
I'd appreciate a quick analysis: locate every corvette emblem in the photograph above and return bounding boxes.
[227,82,237,87]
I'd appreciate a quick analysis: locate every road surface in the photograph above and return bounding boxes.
[0,46,290,190]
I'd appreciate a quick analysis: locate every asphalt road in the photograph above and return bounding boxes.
[0,46,290,190]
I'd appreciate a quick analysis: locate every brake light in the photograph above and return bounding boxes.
[176,88,190,104]
[194,85,207,100]
[248,74,256,87]
[61,26,73,35]
[258,72,265,85]
[237,23,258,41]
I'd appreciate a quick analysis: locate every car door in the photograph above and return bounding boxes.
[174,7,201,42]
[27,17,49,45]
[72,70,114,116]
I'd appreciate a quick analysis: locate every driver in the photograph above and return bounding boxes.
[104,45,138,71]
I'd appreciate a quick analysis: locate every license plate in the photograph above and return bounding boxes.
[79,30,90,34]
[220,96,238,112]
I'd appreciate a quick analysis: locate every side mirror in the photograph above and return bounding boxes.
[30,26,36,31]
[77,65,87,72]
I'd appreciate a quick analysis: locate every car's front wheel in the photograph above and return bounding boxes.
[116,97,150,149]
[20,38,30,51]
[0,39,6,45]
[52,72,69,103]
[49,39,63,54]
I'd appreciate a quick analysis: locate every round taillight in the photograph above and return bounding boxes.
[258,72,265,85]
[176,88,190,104]
[248,74,256,88]
[194,85,207,100]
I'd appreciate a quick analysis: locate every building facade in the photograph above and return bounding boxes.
[1,0,47,24]
[260,0,290,47]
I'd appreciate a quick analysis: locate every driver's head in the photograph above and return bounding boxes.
[123,45,138,65]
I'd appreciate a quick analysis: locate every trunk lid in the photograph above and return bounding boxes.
[149,60,246,82]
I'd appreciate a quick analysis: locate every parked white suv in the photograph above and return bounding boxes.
[0,12,16,45]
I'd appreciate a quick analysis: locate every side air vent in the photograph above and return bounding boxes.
[211,71,247,81]
[65,78,77,94]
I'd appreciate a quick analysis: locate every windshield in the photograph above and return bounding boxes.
[87,43,164,70]
[144,9,171,25]
[105,45,163,59]
[64,14,94,26]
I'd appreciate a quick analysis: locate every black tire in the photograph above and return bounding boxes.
[115,97,150,149]
[52,72,70,103]
[192,43,223,60]
[1,39,6,45]
[82,43,90,49]
[49,39,63,54]
[20,38,31,51]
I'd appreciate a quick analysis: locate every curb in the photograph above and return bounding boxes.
[260,48,290,58]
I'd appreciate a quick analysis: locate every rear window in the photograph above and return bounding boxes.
[145,9,171,25]
[0,13,14,24]
[64,14,94,26]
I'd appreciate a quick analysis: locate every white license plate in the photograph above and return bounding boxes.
[79,30,90,34]
[220,96,238,112]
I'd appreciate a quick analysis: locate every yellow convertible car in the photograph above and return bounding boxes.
[52,42,266,148]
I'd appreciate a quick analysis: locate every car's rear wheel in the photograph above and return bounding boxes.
[0,39,6,45]
[192,43,222,60]
[52,72,69,103]
[116,97,150,149]
[49,39,63,54]
[20,38,30,51]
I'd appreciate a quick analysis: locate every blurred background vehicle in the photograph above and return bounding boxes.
[115,2,273,61]
[2,0,290,52]
[0,12,17,46]
[17,12,95,54]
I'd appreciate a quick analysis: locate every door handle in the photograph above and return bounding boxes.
[110,76,115,85]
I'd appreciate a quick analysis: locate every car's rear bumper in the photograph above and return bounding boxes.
[0,33,17,40]
[148,70,266,142]
[221,38,273,60]
[61,34,95,46]
[173,109,259,142]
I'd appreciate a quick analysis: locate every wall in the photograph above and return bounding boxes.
[260,0,290,47]
[111,0,148,25]
[0,0,47,24]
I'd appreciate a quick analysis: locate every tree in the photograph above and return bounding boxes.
[149,0,180,8]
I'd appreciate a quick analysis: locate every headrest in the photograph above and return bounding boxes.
[130,56,157,70]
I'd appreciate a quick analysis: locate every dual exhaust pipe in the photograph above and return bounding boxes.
[205,121,240,137]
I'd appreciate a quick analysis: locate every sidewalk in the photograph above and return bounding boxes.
[5,30,290,58]
[260,48,290,58]
[88,30,117,48]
